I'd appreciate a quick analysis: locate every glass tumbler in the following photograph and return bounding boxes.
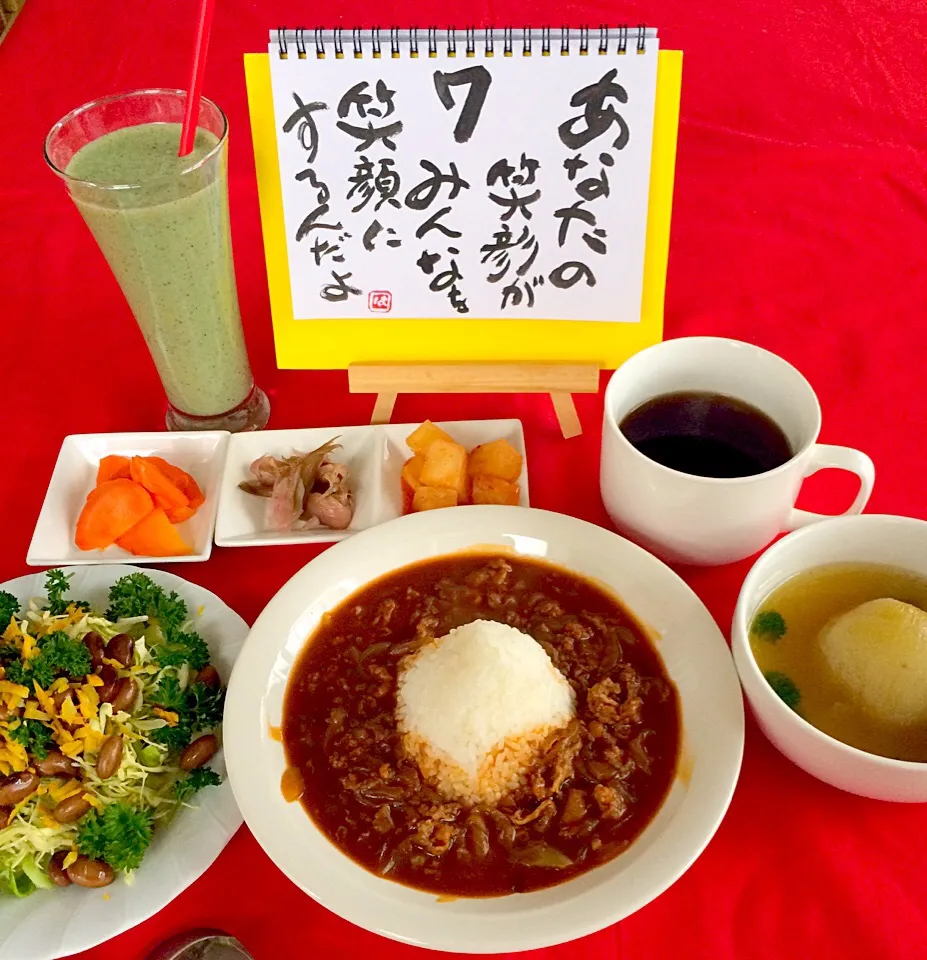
[45,89,270,432]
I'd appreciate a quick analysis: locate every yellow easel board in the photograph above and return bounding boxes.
[243,49,682,370]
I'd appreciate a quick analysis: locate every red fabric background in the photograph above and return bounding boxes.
[2,0,927,958]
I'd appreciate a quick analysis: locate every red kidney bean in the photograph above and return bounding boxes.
[48,852,72,887]
[180,734,218,771]
[196,664,220,688]
[83,631,105,672]
[66,857,114,888]
[95,736,123,779]
[53,794,91,823]
[97,665,118,703]
[105,633,135,668]
[0,805,12,826]
[34,750,80,779]
[111,676,139,713]
[0,771,39,806]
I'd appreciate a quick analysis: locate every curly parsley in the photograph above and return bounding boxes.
[174,766,222,802]
[149,679,224,753]
[76,802,154,872]
[152,628,210,671]
[8,719,54,760]
[751,610,787,642]
[0,591,18,630]
[6,633,91,689]
[151,675,186,713]
[106,573,187,628]
[765,671,801,710]
[0,642,19,664]
[189,682,224,731]
[44,569,89,617]
[151,723,193,752]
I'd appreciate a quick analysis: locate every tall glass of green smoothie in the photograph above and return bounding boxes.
[44,89,270,432]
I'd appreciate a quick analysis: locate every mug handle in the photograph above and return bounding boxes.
[784,444,875,531]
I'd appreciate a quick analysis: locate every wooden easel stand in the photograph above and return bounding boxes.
[348,363,600,439]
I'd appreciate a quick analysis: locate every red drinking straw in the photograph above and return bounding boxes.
[178,0,217,156]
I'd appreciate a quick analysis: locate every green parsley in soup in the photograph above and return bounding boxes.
[749,562,927,763]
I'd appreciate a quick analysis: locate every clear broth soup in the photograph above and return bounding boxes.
[750,562,927,762]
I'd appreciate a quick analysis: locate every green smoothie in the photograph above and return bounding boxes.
[66,122,254,417]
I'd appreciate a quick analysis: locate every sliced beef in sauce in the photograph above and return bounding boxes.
[282,554,680,897]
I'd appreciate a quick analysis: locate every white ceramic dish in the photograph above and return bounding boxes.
[0,565,246,960]
[214,420,528,547]
[223,506,744,953]
[732,513,927,802]
[27,432,229,566]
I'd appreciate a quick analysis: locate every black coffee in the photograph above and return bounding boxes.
[619,391,793,478]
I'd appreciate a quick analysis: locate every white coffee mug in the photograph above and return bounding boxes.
[600,337,875,566]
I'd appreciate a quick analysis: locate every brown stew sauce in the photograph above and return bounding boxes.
[282,554,680,896]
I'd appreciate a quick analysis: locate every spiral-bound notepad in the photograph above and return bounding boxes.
[245,27,681,366]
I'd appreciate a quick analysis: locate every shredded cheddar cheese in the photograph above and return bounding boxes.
[23,702,51,722]
[20,632,38,661]
[77,684,99,720]
[75,727,106,752]
[153,708,179,727]
[59,698,82,727]
[0,681,29,701]
[49,780,82,802]
[33,683,56,717]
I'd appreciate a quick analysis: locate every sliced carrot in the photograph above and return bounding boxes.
[96,455,131,485]
[116,508,193,557]
[129,457,189,511]
[142,457,205,510]
[155,498,196,524]
[75,479,154,551]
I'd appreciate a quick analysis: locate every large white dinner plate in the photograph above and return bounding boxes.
[224,507,744,953]
[0,565,246,960]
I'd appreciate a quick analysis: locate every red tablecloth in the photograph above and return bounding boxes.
[3,1,927,958]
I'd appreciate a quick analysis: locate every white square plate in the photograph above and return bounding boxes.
[27,432,229,566]
[215,419,528,547]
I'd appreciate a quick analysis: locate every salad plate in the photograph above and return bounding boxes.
[0,565,246,960]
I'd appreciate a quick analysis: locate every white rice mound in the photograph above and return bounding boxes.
[396,619,575,805]
[819,597,927,726]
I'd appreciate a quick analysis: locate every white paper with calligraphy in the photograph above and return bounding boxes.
[268,34,659,321]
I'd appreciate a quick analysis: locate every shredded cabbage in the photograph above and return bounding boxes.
[0,585,221,897]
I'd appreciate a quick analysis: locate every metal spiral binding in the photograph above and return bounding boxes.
[617,26,629,55]
[273,26,655,59]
